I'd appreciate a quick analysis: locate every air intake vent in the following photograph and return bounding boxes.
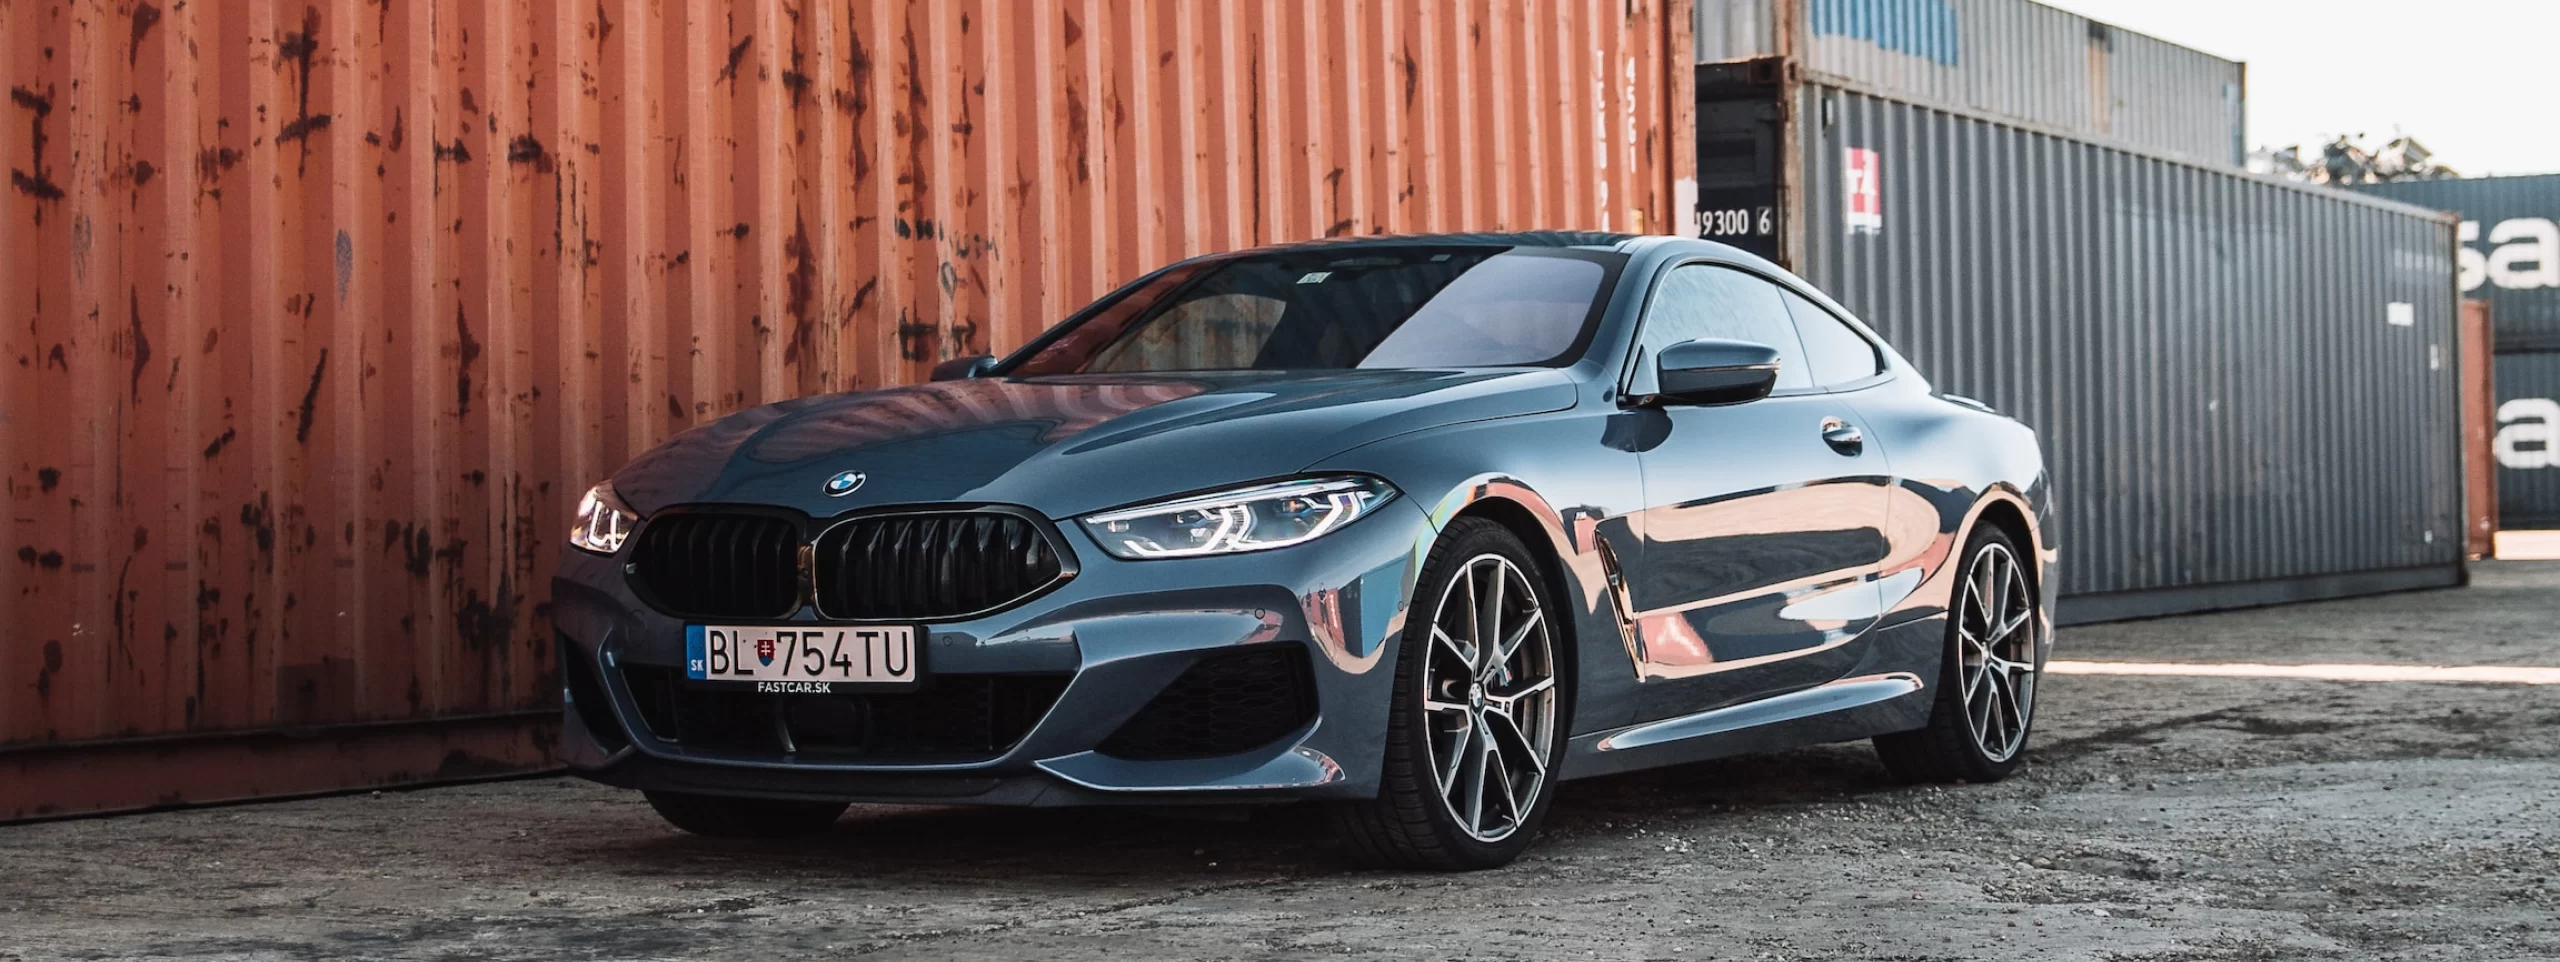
[813,512,1067,620]
[618,664,1068,760]
[1097,646,1315,760]
[559,635,629,754]
[629,512,804,619]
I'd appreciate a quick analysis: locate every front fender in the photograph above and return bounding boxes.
[1311,405,1649,735]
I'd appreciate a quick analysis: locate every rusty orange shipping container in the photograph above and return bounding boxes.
[0,0,1696,820]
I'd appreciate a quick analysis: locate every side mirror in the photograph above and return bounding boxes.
[929,354,997,382]
[1650,338,1782,406]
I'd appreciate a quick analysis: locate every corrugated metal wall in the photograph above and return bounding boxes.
[2353,174,2560,353]
[2491,351,2560,529]
[1694,0,1784,62]
[1694,0,2244,166]
[1789,84,2463,620]
[0,0,1696,820]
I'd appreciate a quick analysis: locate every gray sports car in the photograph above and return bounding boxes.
[551,232,2053,870]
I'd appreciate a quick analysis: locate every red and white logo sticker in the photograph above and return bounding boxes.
[1845,148,1883,235]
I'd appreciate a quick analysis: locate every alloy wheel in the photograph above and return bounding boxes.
[1421,554,1558,843]
[1956,541,2038,762]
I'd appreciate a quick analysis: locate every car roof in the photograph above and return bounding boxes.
[1239,231,1643,254]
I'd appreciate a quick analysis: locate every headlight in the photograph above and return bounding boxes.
[569,481,640,555]
[1079,476,1397,560]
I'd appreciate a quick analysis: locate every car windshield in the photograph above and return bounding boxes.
[1004,246,1617,375]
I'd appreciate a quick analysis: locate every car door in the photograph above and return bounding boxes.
[1620,262,1896,720]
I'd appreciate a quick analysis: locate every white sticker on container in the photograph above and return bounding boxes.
[2387,302,2415,327]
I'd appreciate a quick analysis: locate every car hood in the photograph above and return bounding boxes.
[609,369,1576,519]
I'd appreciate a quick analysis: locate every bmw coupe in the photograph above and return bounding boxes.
[551,232,2053,870]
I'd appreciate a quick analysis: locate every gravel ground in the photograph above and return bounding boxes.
[6,563,2557,962]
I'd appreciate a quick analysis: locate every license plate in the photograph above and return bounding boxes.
[684,624,920,692]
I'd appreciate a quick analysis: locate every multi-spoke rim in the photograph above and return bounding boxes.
[1421,554,1558,843]
[1956,541,2039,762]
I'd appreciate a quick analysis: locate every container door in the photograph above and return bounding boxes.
[1694,58,1790,264]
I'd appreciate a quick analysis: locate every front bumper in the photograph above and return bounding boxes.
[549,498,1429,805]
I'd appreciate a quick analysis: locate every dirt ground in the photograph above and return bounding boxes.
[5,563,2557,962]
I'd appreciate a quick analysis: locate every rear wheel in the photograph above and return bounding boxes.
[1331,519,1567,870]
[644,790,850,838]
[1874,525,2042,783]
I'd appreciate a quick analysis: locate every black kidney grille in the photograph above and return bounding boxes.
[618,664,1068,760]
[815,513,1064,620]
[1097,646,1316,760]
[631,513,803,619]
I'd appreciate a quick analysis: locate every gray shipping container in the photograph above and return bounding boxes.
[2491,351,2560,529]
[1697,62,2465,623]
[2352,175,2560,352]
[1695,0,2247,167]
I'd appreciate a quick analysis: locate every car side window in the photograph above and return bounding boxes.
[1781,289,1885,387]
[1635,264,1812,392]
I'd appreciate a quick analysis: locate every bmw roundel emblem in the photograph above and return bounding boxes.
[823,470,867,497]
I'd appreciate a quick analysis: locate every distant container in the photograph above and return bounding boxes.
[1698,62,2465,622]
[2492,352,2560,529]
[2353,175,2560,353]
[1695,0,2246,166]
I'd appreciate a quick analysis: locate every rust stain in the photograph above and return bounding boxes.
[196,145,241,183]
[129,2,163,66]
[294,350,329,444]
[238,495,276,570]
[895,307,935,362]
[846,22,872,180]
[127,288,152,401]
[10,86,64,207]
[36,641,64,700]
[454,304,480,418]
[1399,43,1418,109]
[276,7,333,175]
[781,216,816,366]
[782,45,812,107]
[505,133,554,174]
[718,34,753,84]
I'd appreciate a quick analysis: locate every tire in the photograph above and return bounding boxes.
[1874,523,2043,784]
[1330,518,1569,870]
[644,790,850,838]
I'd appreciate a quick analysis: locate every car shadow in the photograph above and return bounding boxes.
[563,743,1909,882]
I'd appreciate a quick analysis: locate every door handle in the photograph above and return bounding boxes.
[1820,416,1864,455]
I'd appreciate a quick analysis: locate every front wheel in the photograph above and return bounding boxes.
[1330,518,1568,870]
[1873,524,2043,783]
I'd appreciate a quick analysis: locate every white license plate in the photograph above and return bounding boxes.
[684,624,920,692]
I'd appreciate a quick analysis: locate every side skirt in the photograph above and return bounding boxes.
[1555,617,1946,781]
